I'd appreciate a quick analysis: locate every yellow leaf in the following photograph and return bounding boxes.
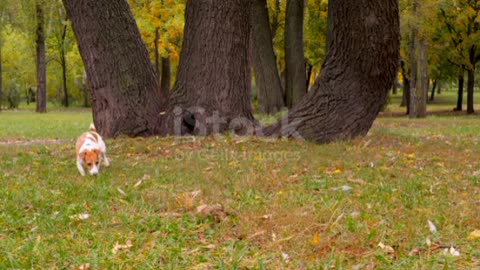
[467,229,480,240]
[311,232,320,244]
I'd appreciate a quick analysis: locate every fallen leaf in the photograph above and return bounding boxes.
[408,248,420,256]
[69,213,90,221]
[443,246,460,256]
[117,188,127,196]
[378,242,395,254]
[348,177,367,185]
[77,263,91,270]
[428,220,437,233]
[311,232,320,244]
[467,229,480,240]
[282,252,291,263]
[196,204,227,221]
[112,240,133,254]
[134,179,143,188]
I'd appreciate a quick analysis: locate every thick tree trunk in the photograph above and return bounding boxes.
[61,19,69,107]
[408,2,417,118]
[63,0,166,137]
[455,69,464,111]
[251,0,284,114]
[160,55,171,94]
[154,27,161,84]
[285,0,307,108]
[36,3,47,113]
[262,0,399,143]
[411,38,427,118]
[162,0,254,136]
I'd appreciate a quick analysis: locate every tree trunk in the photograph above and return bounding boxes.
[411,38,427,118]
[429,79,437,102]
[262,0,399,143]
[392,76,398,95]
[162,0,255,136]
[160,55,171,94]
[154,27,161,83]
[466,45,476,114]
[455,69,464,111]
[61,18,69,107]
[63,0,166,137]
[408,1,417,118]
[285,0,307,108]
[251,0,284,114]
[0,44,3,111]
[437,81,442,94]
[36,3,47,113]
[306,62,313,90]
[399,60,410,114]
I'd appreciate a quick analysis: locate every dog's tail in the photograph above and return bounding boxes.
[89,123,96,132]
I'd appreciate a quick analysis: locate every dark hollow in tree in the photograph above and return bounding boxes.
[262,0,400,143]
[36,3,47,113]
[63,0,166,137]
[162,0,255,136]
[284,0,307,108]
[251,0,285,115]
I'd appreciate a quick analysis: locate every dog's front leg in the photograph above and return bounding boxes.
[77,159,86,176]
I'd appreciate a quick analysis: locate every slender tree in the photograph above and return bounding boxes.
[35,2,47,113]
[284,0,306,108]
[63,0,166,137]
[162,0,255,135]
[251,0,284,114]
[262,0,399,143]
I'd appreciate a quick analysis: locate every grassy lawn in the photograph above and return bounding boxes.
[0,98,480,269]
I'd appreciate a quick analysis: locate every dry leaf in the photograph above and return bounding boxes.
[112,240,133,254]
[428,220,437,233]
[69,213,90,221]
[311,232,320,244]
[443,246,460,256]
[282,252,291,263]
[378,242,395,254]
[77,263,91,270]
[467,229,480,240]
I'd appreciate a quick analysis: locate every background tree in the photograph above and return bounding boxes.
[162,0,255,135]
[251,0,285,114]
[63,0,166,137]
[263,0,399,143]
[284,0,306,108]
[35,0,46,113]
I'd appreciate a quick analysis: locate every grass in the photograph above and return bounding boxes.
[0,96,480,269]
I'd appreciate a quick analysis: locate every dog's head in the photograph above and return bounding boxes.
[81,149,102,175]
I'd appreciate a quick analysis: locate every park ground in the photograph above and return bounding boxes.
[0,90,479,269]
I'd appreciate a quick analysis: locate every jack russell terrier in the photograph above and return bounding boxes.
[76,123,109,176]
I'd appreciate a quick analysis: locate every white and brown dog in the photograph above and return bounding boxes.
[76,123,109,176]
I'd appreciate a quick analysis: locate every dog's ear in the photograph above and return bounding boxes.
[79,151,86,160]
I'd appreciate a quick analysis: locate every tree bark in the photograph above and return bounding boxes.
[251,0,284,114]
[61,17,69,107]
[160,55,171,94]
[36,3,47,113]
[0,44,2,111]
[408,1,417,118]
[162,0,255,136]
[455,69,464,111]
[466,45,477,114]
[411,37,427,118]
[400,60,410,114]
[262,0,399,143]
[429,79,437,102]
[285,0,307,108]
[63,0,166,137]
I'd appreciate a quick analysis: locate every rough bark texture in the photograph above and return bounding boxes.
[455,70,464,111]
[262,0,399,143]
[251,0,284,114]
[163,0,254,136]
[411,38,427,118]
[285,0,306,108]
[63,0,166,137]
[400,60,410,114]
[36,3,47,113]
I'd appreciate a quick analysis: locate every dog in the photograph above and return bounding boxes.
[76,123,109,176]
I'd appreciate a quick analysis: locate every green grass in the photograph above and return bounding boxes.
[1,98,480,269]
